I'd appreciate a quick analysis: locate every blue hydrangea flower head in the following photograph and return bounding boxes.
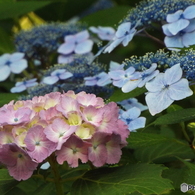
[89,26,115,41]
[104,22,137,53]
[123,48,195,82]
[109,66,140,88]
[145,63,193,115]
[122,63,159,93]
[42,69,73,85]
[0,52,27,81]
[84,72,112,86]
[20,55,113,99]
[123,0,195,28]
[11,78,38,93]
[14,22,87,63]
[57,30,93,55]
[118,98,148,111]
[119,107,146,131]
[109,61,124,71]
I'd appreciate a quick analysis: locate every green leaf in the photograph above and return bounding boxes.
[71,164,173,195]
[127,132,167,148]
[17,177,56,195]
[80,6,131,27]
[128,132,195,163]
[108,87,146,102]
[162,160,195,194]
[0,169,19,195]
[162,167,188,189]
[0,1,53,20]
[0,93,20,107]
[177,158,195,184]
[152,108,195,126]
[0,27,14,54]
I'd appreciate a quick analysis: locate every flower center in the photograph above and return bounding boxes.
[5,60,11,66]
[14,118,19,122]
[126,118,132,124]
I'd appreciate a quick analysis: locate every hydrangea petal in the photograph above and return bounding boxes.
[108,70,125,80]
[57,42,75,55]
[115,22,131,38]
[43,76,59,85]
[166,10,183,22]
[184,18,195,32]
[10,52,25,62]
[0,65,11,81]
[0,54,10,66]
[109,61,124,71]
[182,31,195,47]
[128,117,146,131]
[122,79,141,93]
[164,35,183,50]
[167,19,189,35]
[59,71,73,79]
[145,73,165,92]
[145,90,174,115]
[124,107,141,119]
[75,30,89,42]
[104,39,123,53]
[183,5,195,19]
[75,40,93,54]
[11,85,26,93]
[58,54,74,63]
[10,59,27,74]
[122,29,136,46]
[162,24,173,36]
[164,63,182,85]
[51,69,65,76]
[168,79,193,100]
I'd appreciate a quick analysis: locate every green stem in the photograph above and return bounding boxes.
[48,154,64,195]
[180,122,191,143]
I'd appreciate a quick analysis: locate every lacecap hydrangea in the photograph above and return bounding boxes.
[0,91,129,181]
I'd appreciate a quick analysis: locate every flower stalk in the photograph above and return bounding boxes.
[48,154,64,195]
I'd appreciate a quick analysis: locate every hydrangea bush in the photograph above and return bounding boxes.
[0,0,195,195]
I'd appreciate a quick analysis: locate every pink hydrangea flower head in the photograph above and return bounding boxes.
[97,102,119,133]
[0,105,32,126]
[0,131,14,146]
[66,111,83,126]
[39,107,62,121]
[75,123,96,139]
[12,126,28,147]
[0,143,38,181]
[88,132,110,167]
[105,134,122,164]
[56,96,80,117]
[82,106,103,126]
[76,91,104,108]
[115,120,129,146]
[56,135,90,168]
[25,125,57,163]
[42,92,62,110]
[44,118,77,150]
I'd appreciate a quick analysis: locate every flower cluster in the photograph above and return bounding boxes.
[14,22,87,64]
[123,0,195,28]
[162,5,195,50]
[21,55,113,100]
[0,91,129,181]
[0,52,28,81]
